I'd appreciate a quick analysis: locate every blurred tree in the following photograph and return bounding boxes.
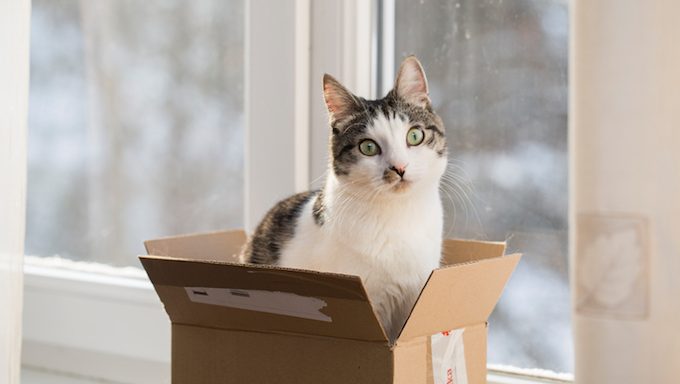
[27,0,245,266]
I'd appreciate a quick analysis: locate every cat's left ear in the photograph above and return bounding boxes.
[394,56,430,109]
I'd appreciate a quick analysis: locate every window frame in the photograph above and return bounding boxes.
[22,1,571,383]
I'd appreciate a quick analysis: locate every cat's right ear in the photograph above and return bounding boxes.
[323,74,359,123]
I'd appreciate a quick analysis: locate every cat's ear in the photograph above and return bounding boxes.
[394,56,430,108]
[323,74,359,123]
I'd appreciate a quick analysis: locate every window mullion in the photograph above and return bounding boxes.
[244,0,311,231]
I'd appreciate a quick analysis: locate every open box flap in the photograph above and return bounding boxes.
[441,238,507,265]
[397,253,521,342]
[144,230,246,263]
[140,254,388,342]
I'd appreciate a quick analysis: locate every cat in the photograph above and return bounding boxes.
[240,56,448,341]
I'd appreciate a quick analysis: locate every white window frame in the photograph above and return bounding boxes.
[22,1,572,383]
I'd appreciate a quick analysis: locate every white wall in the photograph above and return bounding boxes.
[571,1,680,382]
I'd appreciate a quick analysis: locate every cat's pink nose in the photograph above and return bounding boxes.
[390,164,407,178]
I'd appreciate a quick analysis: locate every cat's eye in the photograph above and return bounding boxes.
[359,139,380,156]
[407,127,424,146]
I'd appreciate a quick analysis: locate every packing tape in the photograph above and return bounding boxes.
[185,287,332,322]
[431,328,468,384]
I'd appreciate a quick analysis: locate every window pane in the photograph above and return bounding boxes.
[27,0,245,267]
[393,0,570,372]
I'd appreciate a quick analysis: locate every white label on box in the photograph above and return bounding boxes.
[184,287,332,322]
[431,328,468,384]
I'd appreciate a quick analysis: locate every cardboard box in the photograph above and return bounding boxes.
[141,229,520,384]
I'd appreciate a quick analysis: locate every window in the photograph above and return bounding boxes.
[26,0,245,267]
[385,0,570,373]
[23,1,571,381]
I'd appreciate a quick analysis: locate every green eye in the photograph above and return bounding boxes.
[407,127,424,146]
[359,139,380,156]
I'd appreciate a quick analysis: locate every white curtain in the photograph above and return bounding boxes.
[572,1,680,383]
[0,1,31,383]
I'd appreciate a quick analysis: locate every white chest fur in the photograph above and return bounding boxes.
[278,180,443,340]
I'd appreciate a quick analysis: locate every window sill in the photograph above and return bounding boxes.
[488,365,573,384]
[23,257,170,384]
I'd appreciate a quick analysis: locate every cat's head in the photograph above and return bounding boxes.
[323,56,447,198]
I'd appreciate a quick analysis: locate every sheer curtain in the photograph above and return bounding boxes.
[0,1,30,383]
[572,0,680,383]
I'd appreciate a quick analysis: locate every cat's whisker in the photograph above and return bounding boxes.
[438,184,458,238]
[309,169,329,188]
[440,176,470,221]
[439,172,485,237]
